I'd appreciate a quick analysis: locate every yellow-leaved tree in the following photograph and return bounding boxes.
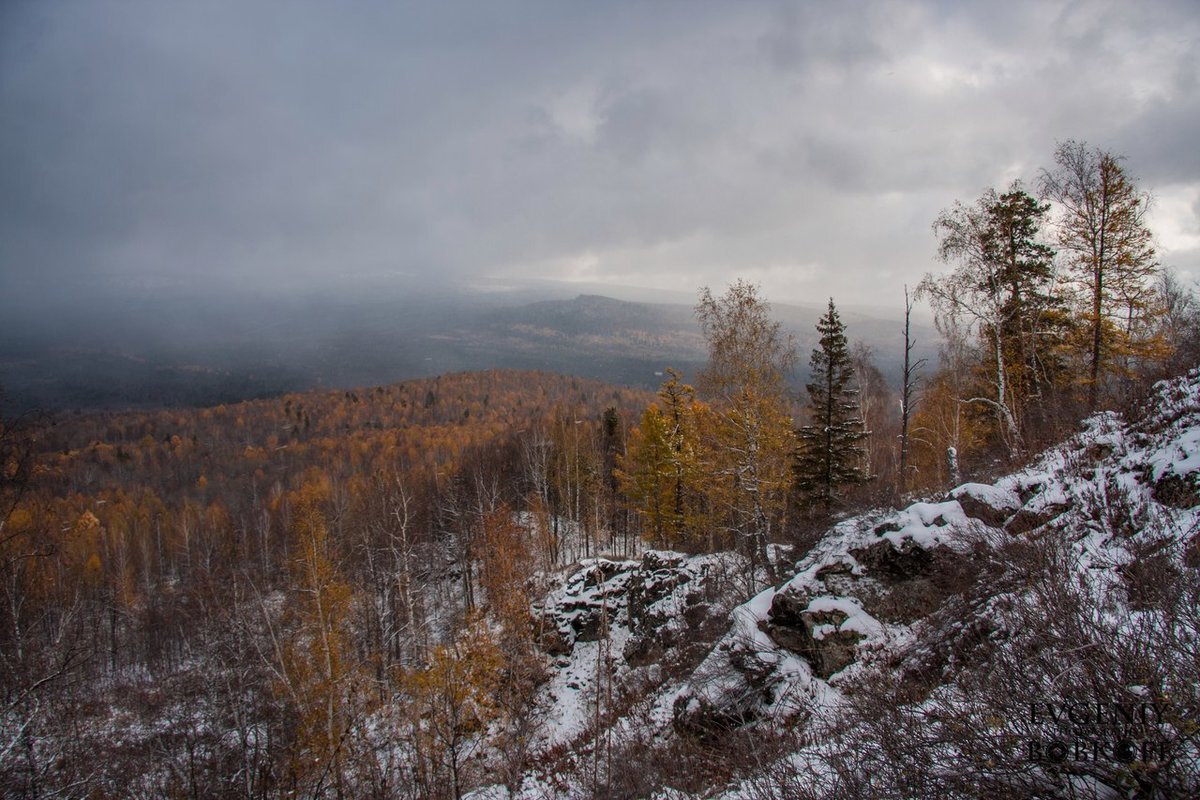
[398,616,504,800]
[695,281,797,584]
[616,369,711,551]
[275,475,362,796]
[1040,140,1164,407]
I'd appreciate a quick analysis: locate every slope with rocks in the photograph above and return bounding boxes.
[492,370,1200,798]
[704,371,1200,798]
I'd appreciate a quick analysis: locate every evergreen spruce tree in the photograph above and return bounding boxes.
[795,299,867,514]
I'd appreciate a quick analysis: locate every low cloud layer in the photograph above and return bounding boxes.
[2,0,1198,309]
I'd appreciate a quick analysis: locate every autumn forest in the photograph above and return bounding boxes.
[3,140,1199,798]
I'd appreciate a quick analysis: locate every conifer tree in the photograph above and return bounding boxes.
[982,185,1065,407]
[795,299,867,514]
[921,181,1063,457]
[695,281,796,580]
[615,369,708,549]
[1039,140,1161,407]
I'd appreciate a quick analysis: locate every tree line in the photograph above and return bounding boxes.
[913,140,1198,483]
[616,283,868,581]
[619,140,1198,565]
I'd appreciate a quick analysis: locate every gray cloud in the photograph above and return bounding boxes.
[2,0,1198,310]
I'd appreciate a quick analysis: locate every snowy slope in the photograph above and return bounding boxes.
[697,371,1200,798]
[493,370,1200,798]
[529,550,745,748]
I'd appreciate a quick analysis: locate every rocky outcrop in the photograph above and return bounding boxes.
[672,687,767,740]
[551,559,633,643]
[951,483,1021,527]
[850,537,935,581]
[627,550,693,628]
[537,624,572,656]
[537,551,721,655]
[1004,503,1070,535]
[1153,472,1200,508]
[517,371,1200,796]
[760,590,863,679]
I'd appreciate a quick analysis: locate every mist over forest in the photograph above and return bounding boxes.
[0,277,936,412]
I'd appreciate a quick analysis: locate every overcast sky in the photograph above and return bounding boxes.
[2,0,1198,310]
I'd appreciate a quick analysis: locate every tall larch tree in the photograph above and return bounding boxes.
[695,281,797,583]
[276,477,360,796]
[795,299,867,515]
[615,370,707,550]
[1039,140,1161,407]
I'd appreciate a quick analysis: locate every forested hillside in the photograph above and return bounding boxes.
[0,370,653,796]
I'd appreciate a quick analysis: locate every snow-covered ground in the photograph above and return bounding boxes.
[491,369,1200,798]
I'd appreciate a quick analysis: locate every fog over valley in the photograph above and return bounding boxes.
[3,1,1198,404]
[0,276,937,410]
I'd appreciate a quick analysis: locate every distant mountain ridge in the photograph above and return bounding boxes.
[0,283,936,411]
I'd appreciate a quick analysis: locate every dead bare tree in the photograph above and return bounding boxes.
[898,285,926,501]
